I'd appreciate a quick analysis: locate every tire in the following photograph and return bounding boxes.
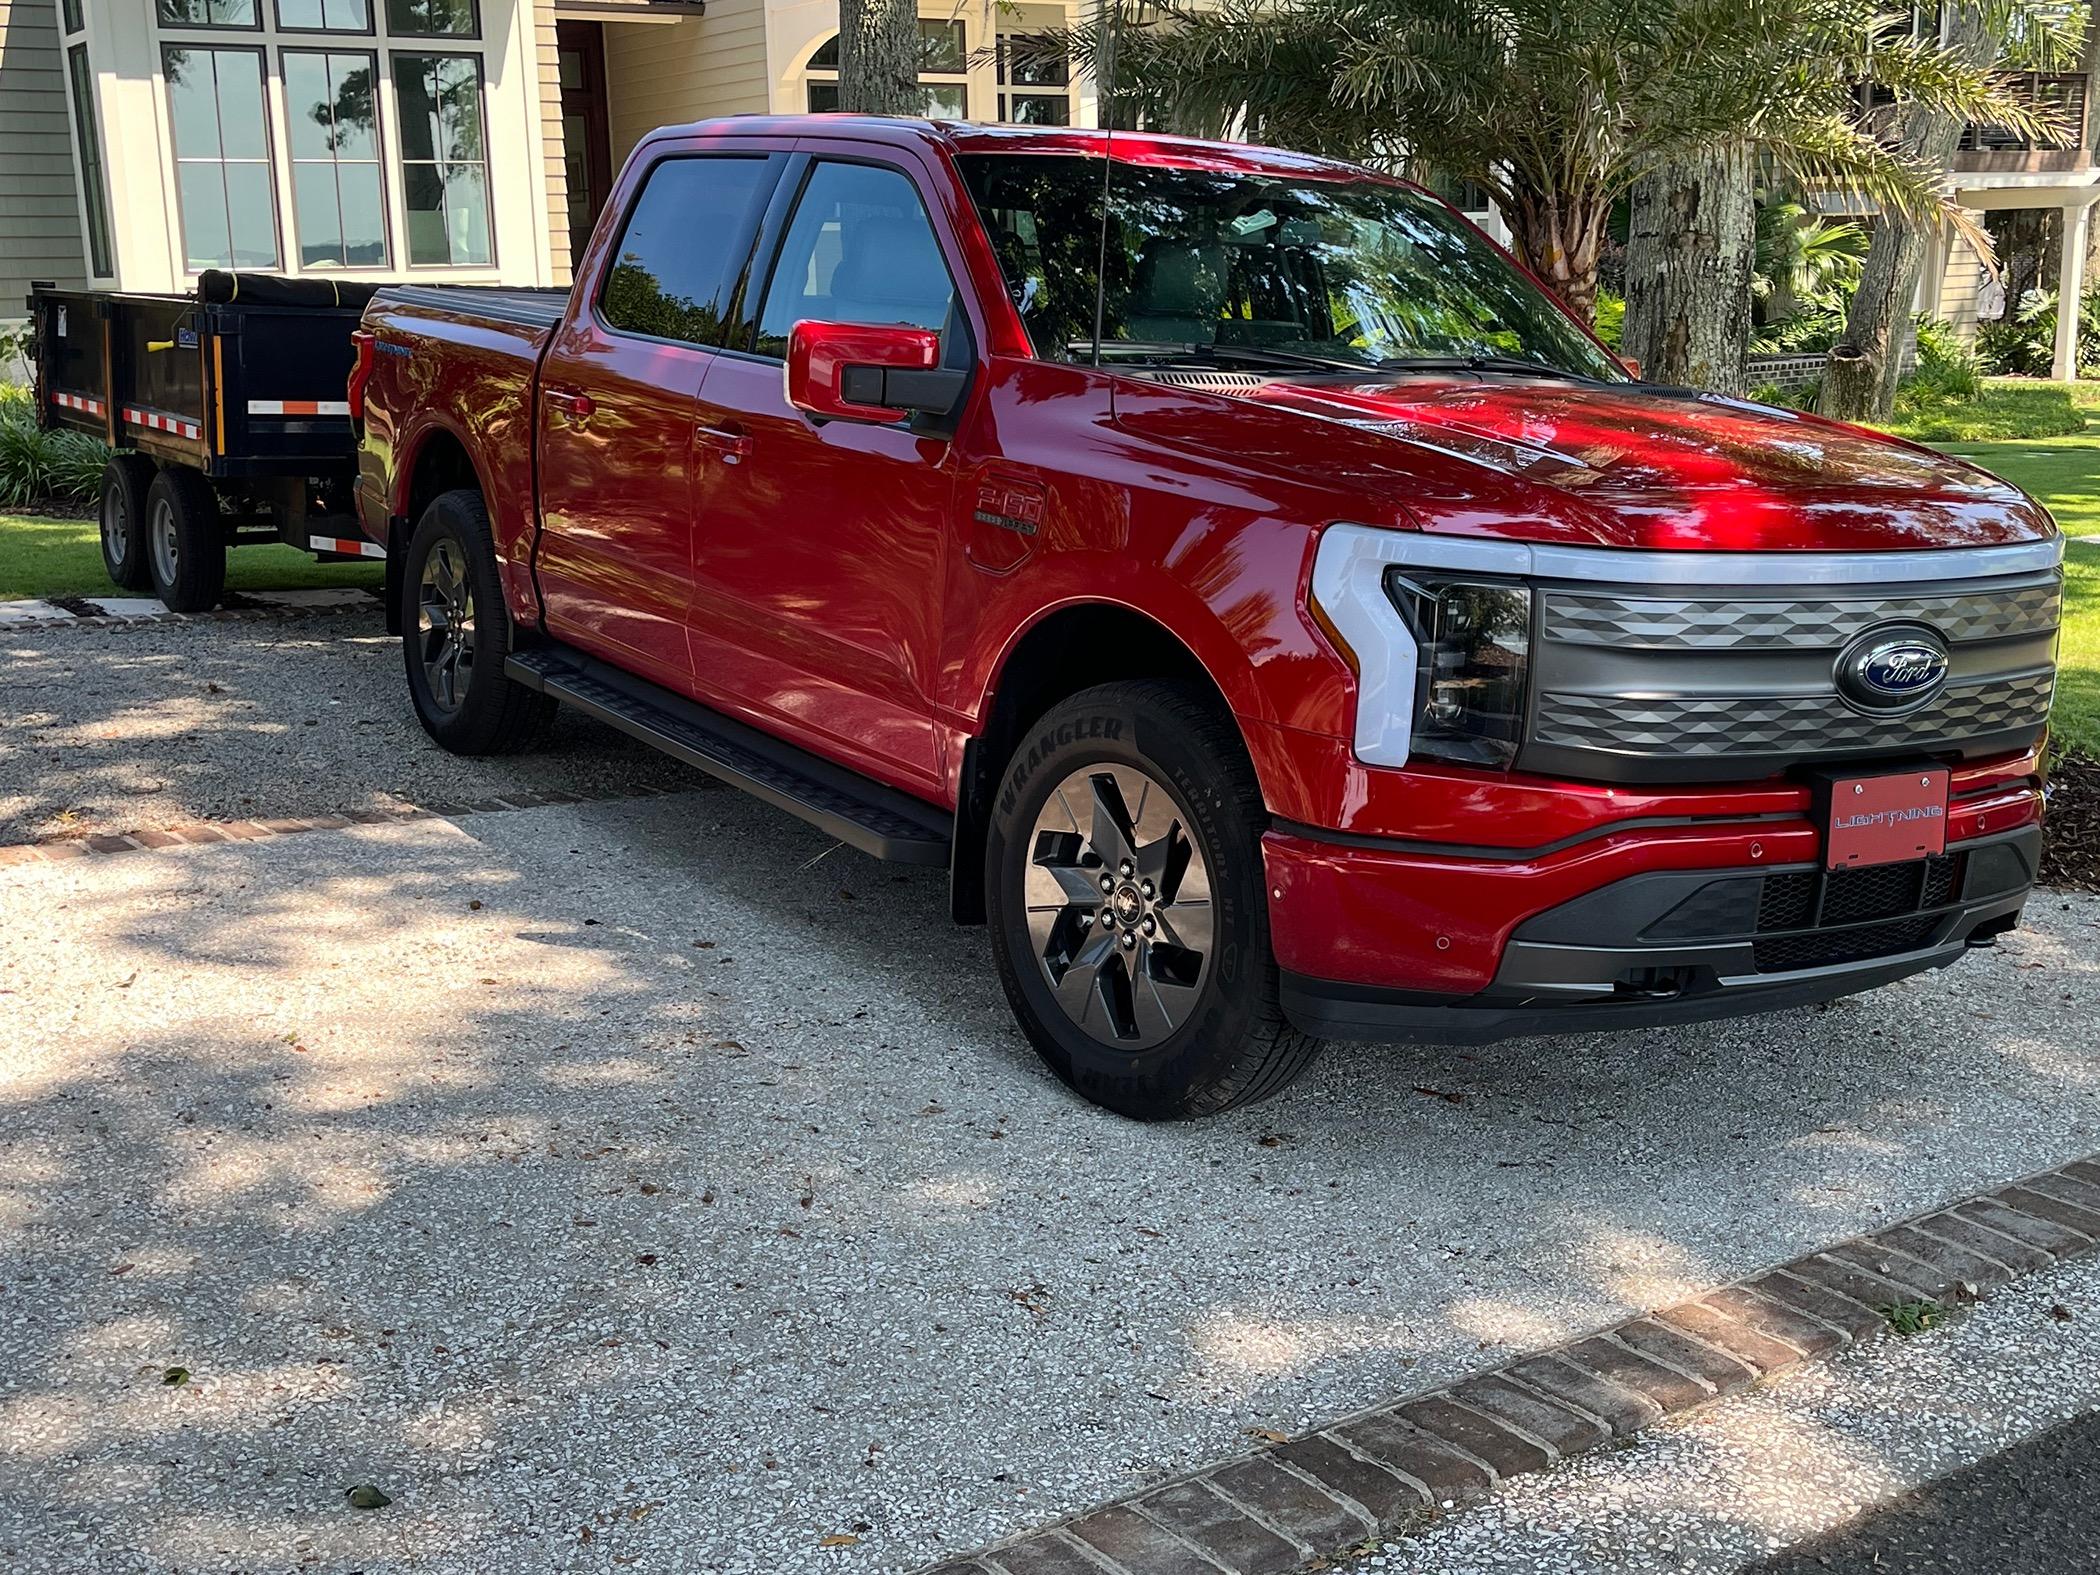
[98,456,156,592]
[144,467,227,613]
[985,680,1323,1120]
[401,488,552,755]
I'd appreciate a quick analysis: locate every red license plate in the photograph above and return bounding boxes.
[1825,769,1950,869]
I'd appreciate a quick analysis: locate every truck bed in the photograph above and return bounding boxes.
[372,286,570,332]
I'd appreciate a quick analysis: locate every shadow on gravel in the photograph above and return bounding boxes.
[0,614,699,844]
[2,737,2099,1573]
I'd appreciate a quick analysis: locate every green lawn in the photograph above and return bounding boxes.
[1925,394,2100,756]
[0,511,382,602]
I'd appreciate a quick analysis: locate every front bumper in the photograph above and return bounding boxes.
[1264,778,2043,1044]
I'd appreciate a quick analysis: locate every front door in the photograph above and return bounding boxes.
[687,156,969,793]
[534,151,777,690]
[555,21,613,272]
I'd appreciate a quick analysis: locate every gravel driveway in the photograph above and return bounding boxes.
[2,616,2098,1573]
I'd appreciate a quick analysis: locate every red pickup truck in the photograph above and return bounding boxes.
[352,117,2061,1120]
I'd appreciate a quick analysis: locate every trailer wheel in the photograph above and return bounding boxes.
[402,488,552,755]
[99,456,158,593]
[144,468,227,614]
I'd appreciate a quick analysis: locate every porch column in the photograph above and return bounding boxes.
[2053,199,2094,381]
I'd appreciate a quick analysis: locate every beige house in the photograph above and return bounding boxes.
[0,0,1094,351]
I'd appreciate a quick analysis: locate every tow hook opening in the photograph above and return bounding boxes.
[1612,966,1698,1001]
[1965,913,2020,949]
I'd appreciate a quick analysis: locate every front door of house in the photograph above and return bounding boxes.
[557,21,613,268]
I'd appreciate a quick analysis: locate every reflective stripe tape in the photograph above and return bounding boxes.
[249,399,352,416]
[308,535,387,559]
[51,391,105,416]
[122,405,202,440]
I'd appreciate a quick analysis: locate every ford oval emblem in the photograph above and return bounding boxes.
[1836,626,1951,713]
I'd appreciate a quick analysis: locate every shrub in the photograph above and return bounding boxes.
[1908,317,1984,401]
[1976,286,2100,378]
[1592,289,1625,350]
[0,383,112,511]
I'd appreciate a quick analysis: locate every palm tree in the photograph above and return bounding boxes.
[1051,0,2069,329]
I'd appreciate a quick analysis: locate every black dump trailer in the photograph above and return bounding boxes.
[30,271,380,612]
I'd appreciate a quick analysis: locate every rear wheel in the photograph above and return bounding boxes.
[401,488,552,754]
[98,456,156,592]
[986,681,1322,1120]
[144,467,226,613]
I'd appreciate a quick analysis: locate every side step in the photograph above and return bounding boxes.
[505,646,953,865]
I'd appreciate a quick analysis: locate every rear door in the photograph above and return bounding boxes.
[686,150,975,794]
[533,150,779,690]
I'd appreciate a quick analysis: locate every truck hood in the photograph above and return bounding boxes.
[1228,373,2057,552]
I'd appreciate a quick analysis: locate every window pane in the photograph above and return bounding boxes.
[294,165,343,265]
[339,162,385,264]
[282,52,333,159]
[600,157,770,346]
[756,161,953,357]
[63,0,83,34]
[401,162,447,262]
[385,0,475,35]
[225,161,279,266]
[1001,37,1069,87]
[176,163,232,268]
[213,52,269,160]
[66,46,112,276]
[164,49,225,160]
[1007,93,1069,126]
[918,19,965,72]
[323,0,370,26]
[157,0,259,22]
[919,84,966,119]
[434,56,483,160]
[439,163,489,263]
[276,0,326,25]
[806,80,840,113]
[808,34,838,69]
[392,54,438,161]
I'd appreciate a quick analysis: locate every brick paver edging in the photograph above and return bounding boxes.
[922,1156,2100,1575]
[0,782,695,869]
[0,590,384,632]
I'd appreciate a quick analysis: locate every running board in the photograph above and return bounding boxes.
[505,646,952,865]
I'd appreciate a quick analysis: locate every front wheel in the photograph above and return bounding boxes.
[985,681,1322,1120]
[144,467,226,613]
[401,488,552,755]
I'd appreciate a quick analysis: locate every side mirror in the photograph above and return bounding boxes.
[1617,355,1643,380]
[786,320,967,425]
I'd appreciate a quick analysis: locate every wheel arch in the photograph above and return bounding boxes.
[949,598,1264,925]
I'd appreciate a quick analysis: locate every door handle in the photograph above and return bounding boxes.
[546,388,595,421]
[694,422,752,465]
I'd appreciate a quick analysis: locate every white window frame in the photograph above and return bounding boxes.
[150,0,497,278]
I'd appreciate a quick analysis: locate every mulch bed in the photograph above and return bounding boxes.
[2043,752,2100,894]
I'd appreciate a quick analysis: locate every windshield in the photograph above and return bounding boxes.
[956,153,1620,380]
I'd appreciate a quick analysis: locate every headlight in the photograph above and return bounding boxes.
[1384,573,1532,767]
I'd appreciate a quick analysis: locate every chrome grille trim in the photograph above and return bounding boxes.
[1543,580,2062,650]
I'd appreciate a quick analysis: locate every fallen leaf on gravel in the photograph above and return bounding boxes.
[2052,1302,2074,1322]
[110,1263,133,1276]
[635,1254,658,1266]
[693,939,716,949]
[344,1485,391,1510]
[161,1367,190,1386]
[1412,1085,1464,1105]
[817,1534,860,1548]
[114,972,137,989]
[1246,1427,1289,1444]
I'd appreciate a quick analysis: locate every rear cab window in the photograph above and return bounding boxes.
[598,155,776,348]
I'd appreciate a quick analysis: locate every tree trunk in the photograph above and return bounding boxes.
[1621,142,1755,393]
[836,0,921,116]
[1821,11,1987,421]
[1502,177,1610,325]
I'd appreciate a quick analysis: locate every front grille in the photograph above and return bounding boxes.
[1752,915,1941,972]
[1523,564,2061,783]
[1749,854,1965,972]
[1544,582,2061,649]
[1534,670,2055,758]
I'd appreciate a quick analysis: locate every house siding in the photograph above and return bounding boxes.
[535,0,571,285]
[604,0,770,170]
[0,0,88,326]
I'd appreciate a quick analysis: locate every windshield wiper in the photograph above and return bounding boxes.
[1376,354,1603,382]
[1067,340,1372,374]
